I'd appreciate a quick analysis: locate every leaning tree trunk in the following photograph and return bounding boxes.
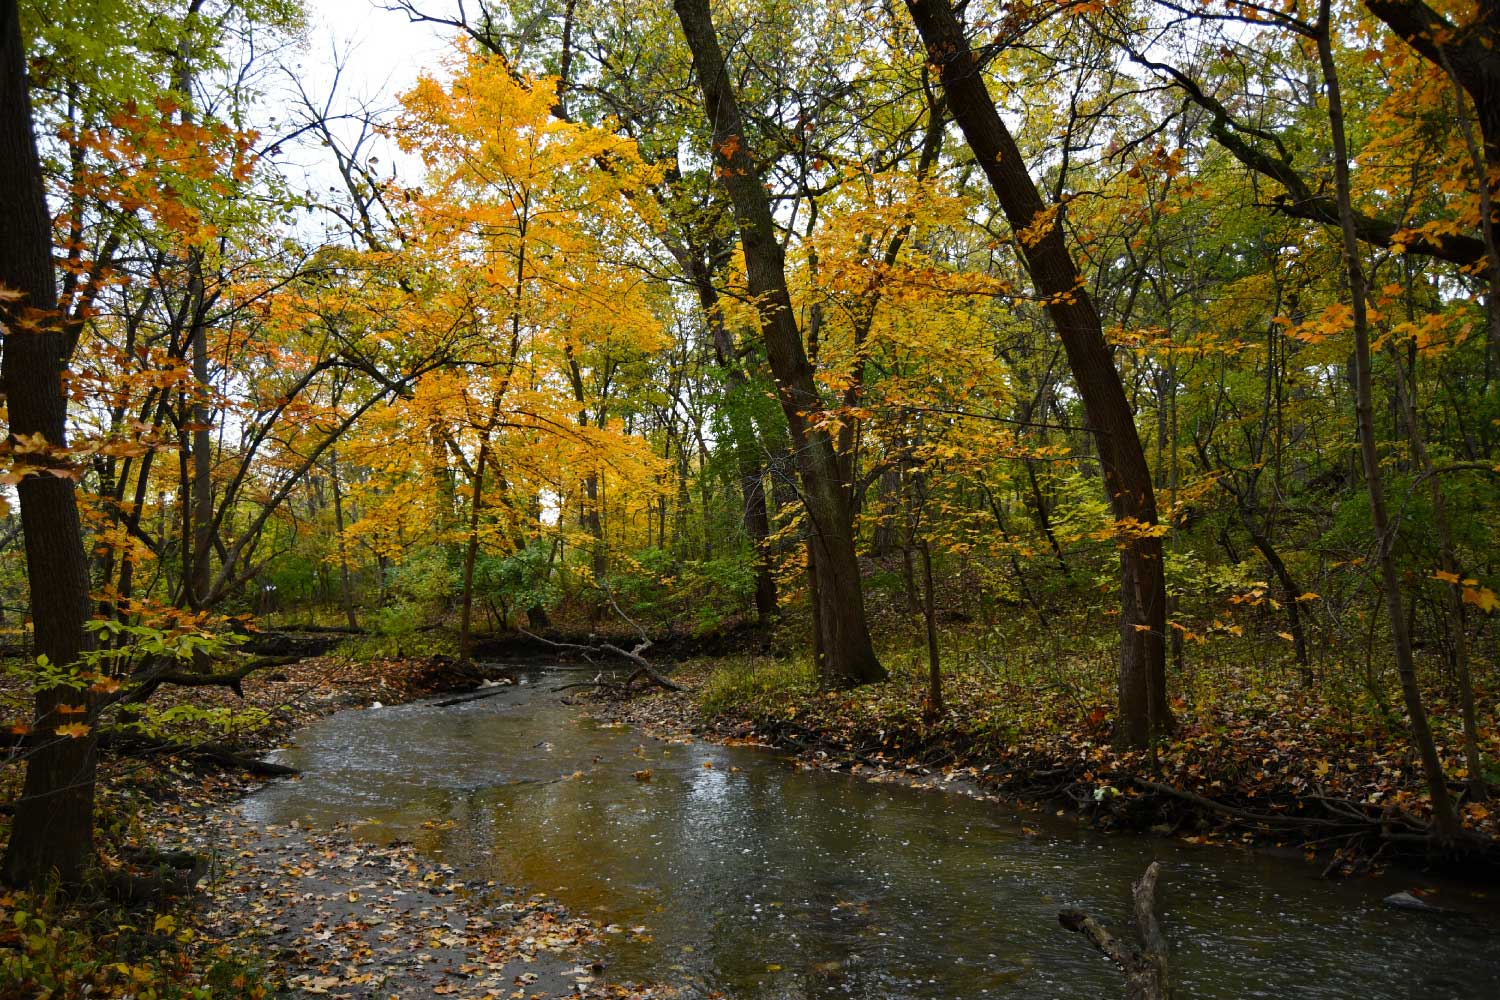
[0,0,100,888]
[904,0,1168,745]
[1316,2,1458,837]
[674,0,884,686]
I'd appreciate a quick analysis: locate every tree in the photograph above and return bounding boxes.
[0,0,99,887]
[903,0,1169,744]
[1314,0,1459,837]
[673,0,885,687]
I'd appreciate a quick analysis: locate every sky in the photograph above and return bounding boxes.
[266,1,458,233]
[298,0,453,110]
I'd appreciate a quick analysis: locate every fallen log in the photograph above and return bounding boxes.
[106,734,299,776]
[1059,861,1172,1000]
[116,653,304,706]
[434,682,515,707]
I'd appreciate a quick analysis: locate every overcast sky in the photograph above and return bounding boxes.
[297,0,453,109]
[261,1,458,231]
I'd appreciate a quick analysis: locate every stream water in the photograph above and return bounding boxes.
[243,668,1500,999]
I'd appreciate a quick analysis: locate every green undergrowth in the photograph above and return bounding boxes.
[0,778,274,1000]
[0,883,272,1000]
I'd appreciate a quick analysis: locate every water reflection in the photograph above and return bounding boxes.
[244,670,1500,999]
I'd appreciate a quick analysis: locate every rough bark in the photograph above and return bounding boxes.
[904,0,1167,744]
[0,0,100,887]
[674,0,884,686]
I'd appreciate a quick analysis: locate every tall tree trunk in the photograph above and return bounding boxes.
[674,0,883,686]
[458,427,494,661]
[1386,344,1487,800]
[0,0,100,887]
[904,0,1167,745]
[921,537,941,718]
[329,450,359,631]
[187,268,212,605]
[1316,3,1458,836]
[174,4,214,609]
[915,460,942,720]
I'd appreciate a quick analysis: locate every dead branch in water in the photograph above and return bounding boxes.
[521,628,683,694]
[1059,861,1171,1000]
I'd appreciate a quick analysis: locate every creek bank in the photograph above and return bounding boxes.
[585,661,1500,881]
[159,654,664,999]
[180,810,647,1000]
[2,653,662,999]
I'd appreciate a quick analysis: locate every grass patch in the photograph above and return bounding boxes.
[698,655,816,718]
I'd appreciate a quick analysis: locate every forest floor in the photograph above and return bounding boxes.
[589,643,1500,879]
[0,652,668,999]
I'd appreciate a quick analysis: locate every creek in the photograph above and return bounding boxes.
[243,667,1500,999]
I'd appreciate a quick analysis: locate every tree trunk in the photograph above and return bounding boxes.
[674,0,883,686]
[686,260,779,624]
[1244,523,1311,683]
[329,450,359,631]
[0,0,100,888]
[1386,343,1487,800]
[171,15,215,610]
[1316,3,1458,836]
[904,0,1167,745]
[458,431,491,661]
[920,538,941,720]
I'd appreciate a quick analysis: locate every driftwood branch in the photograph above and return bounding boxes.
[520,629,683,693]
[1060,861,1172,1000]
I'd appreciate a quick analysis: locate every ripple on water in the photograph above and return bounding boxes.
[242,670,1500,1000]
